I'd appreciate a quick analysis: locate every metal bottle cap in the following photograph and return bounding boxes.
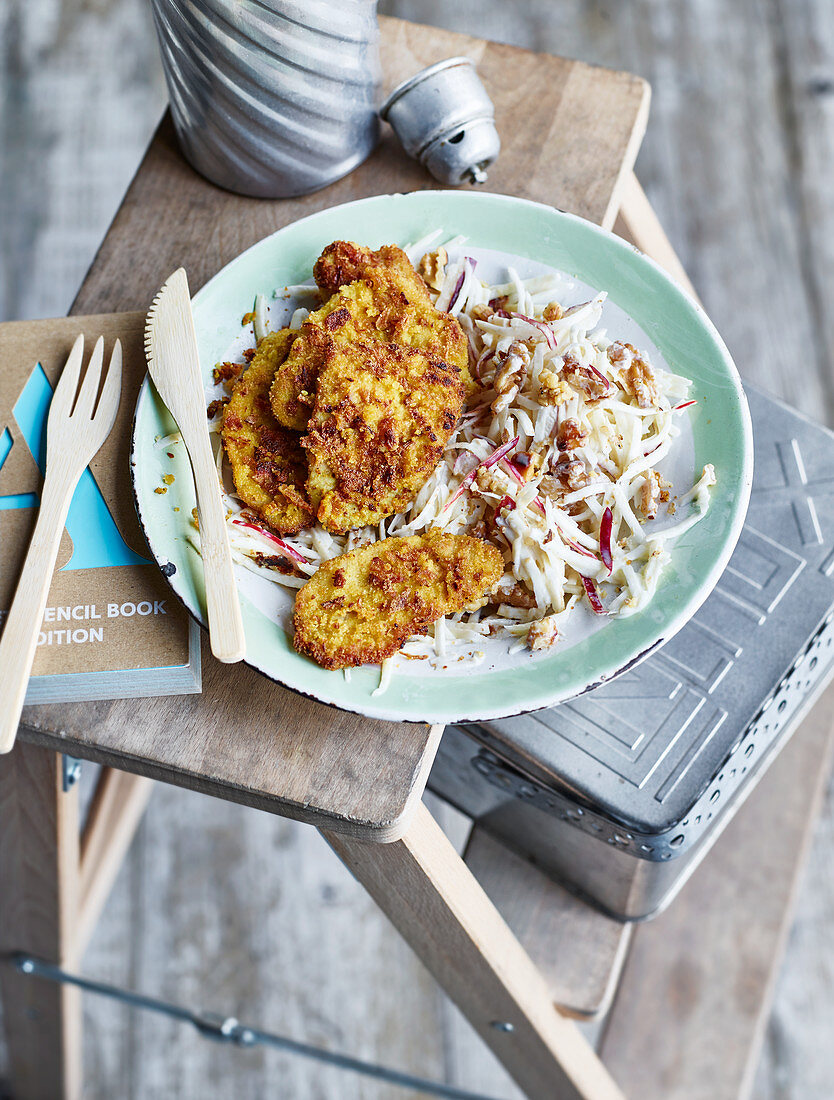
[380,57,500,185]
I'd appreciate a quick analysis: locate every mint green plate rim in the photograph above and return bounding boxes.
[131,191,753,725]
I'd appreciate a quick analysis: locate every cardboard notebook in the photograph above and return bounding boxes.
[0,312,200,703]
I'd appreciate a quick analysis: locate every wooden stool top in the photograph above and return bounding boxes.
[18,17,648,840]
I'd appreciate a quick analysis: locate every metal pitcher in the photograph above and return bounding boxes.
[149,0,381,198]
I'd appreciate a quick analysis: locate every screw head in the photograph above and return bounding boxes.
[490,1020,514,1033]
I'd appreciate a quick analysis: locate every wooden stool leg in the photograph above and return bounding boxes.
[78,769,153,956]
[0,742,82,1100]
[324,801,625,1100]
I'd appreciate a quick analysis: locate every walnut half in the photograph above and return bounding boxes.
[418,247,448,292]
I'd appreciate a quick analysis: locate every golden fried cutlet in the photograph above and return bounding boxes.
[293,530,504,669]
[313,241,430,300]
[270,255,472,432]
[304,341,465,534]
[221,329,315,535]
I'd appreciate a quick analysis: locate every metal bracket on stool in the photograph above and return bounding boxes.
[62,755,82,792]
[11,954,501,1100]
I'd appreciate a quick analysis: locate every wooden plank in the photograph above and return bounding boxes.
[12,17,649,842]
[378,19,649,232]
[464,828,632,1022]
[78,769,154,957]
[0,743,82,1099]
[21,678,445,843]
[598,684,834,1099]
[326,802,627,1100]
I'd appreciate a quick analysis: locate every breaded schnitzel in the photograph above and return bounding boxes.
[293,530,504,669]
[304,341,465,534]
[221,329,314,535]
[270,249,471,431]
[313,241,430,300]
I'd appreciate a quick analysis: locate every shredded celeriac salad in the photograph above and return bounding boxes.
[176,232,715,686]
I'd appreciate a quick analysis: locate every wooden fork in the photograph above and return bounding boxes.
[0,334,122,754]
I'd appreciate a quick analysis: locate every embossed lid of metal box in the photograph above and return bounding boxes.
[462,384,834,842]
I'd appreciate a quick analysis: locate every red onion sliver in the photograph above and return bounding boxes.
[497,495,516,511]
[231,519,306,564]
[674,399,697,411]
[589,364,611,392]
[447,269,466,313]
[599,506,613,573]
[567,536,598,560]
[532,496,546,516]
[447,257,475,314]
[500,458,525,484]
[474,346,494,384]
[489,307,557,348]
[582,576,607,615]
[443,436,520,511]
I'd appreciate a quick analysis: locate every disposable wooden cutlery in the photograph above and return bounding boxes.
[145,268,246,665]
[0,335,122,754]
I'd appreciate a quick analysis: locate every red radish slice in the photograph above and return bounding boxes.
[599,507,613,573]
[231,519,306,563]
[582,576,606,614]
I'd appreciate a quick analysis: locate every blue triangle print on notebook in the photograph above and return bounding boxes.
[5,362,149,570]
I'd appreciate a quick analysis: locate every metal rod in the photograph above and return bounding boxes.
[11,954,500,1100]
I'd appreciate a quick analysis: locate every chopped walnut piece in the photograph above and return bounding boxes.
[492,340,531,413]
[417,247,448,292]
[617,343,659,408]
[475,465,509,497]
[528,615,560,651]
[551,451,588,491]
[639,471,661,519]
[543,301,563,322]
[206,397,228,419]
[470,303,493,322]
[638,470,671,519]
[538,368,574,406]
[562,354,608,402]
[556,418,588,452]
[607,341,631,367]
[496,583,537,609]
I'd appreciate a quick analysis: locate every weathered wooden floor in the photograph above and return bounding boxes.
[2,0,834,1096]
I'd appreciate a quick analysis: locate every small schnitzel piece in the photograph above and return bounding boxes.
[221,329,314,535]
[293,530,504,669]
[313,241,430,300]
[304,341,465,534]
[270,252,472,431]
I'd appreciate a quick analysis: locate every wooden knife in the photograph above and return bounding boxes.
[145,268,246,663]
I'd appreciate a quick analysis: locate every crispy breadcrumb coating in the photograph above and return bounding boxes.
[304,341,465,534]
[221,329,314,535]
[270,244,471,431]
[293,530,503,669]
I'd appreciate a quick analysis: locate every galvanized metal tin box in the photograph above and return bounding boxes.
[429,384,834,920]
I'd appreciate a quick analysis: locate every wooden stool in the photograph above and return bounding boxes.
[2,18,831,1100]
